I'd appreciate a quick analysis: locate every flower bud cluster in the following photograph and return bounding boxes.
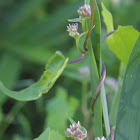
[95,136,106,140]
[77,4,91,18]
[65,121,87,140]
[67,23,79,38]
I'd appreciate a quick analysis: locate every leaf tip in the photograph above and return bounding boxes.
[55,51,65,58]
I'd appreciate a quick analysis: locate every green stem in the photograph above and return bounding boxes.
[83,0,110,138]
[0,102,25,139]
[82,21,86,32]
[82,80,88,109]
[84,0,96,51]
[85,0,90,4]
[76,38,87,54]
[83,0,103,137]
[81,80,89,128]
[90,63,106,111]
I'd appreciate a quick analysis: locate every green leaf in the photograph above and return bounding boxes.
[45,87,79,134]
[101,3,139,65]
[34,128,65,140]
[0,53,22,104]
[106,26,139,65]
[88,41,102,137]
[101,84,110,138]
[68,18,84,23]
[90,2,110,138]
[101,2,114,33]
[109,63,126,126]
[91,2,101,72]
[88,2,102,137]
[115,35,140,140]
[0,52,68,101]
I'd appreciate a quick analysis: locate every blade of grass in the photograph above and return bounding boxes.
[85,0,102,137]
[93,2,110,138]
[88,1,110,138]
[101,84,110,138]
[88,41,102,137]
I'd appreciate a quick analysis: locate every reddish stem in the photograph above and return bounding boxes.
[90,63,106,111]
[101,30,116,40]
[110,124,114,140]
[67,55,86,64]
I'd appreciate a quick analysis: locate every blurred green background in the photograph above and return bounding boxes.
[0,0,139,139]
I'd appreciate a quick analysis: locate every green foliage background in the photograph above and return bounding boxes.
[0,0,139,139]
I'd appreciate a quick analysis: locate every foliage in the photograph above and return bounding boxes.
[0,0,139,140]
[115,35,140,140]
[45,87,79,134]
[0,52,68,101]
[34,128,65,140]
[101,3,139,66]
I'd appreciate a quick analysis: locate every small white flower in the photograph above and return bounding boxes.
[65,121,87,140]
[67,23,79,38]
[77,4,91,18]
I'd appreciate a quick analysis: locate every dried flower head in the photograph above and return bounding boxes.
[77,4,91,18]
[65,121,87,140]
[95,136,106,140]
[67,23,79,38]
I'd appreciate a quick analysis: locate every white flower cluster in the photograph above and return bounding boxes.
[67,23,79,37]
[77,4,91,18]
[65,121,87,140]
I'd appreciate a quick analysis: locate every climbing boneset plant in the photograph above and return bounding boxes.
[0,0,140,140]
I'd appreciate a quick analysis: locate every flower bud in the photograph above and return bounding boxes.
[77,4,91,18]
[65,121,87,140]
[67,23,79,38]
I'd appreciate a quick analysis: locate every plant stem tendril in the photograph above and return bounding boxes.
[90,63,106,111]
[101,30,116,41]
[67,55,87,64]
